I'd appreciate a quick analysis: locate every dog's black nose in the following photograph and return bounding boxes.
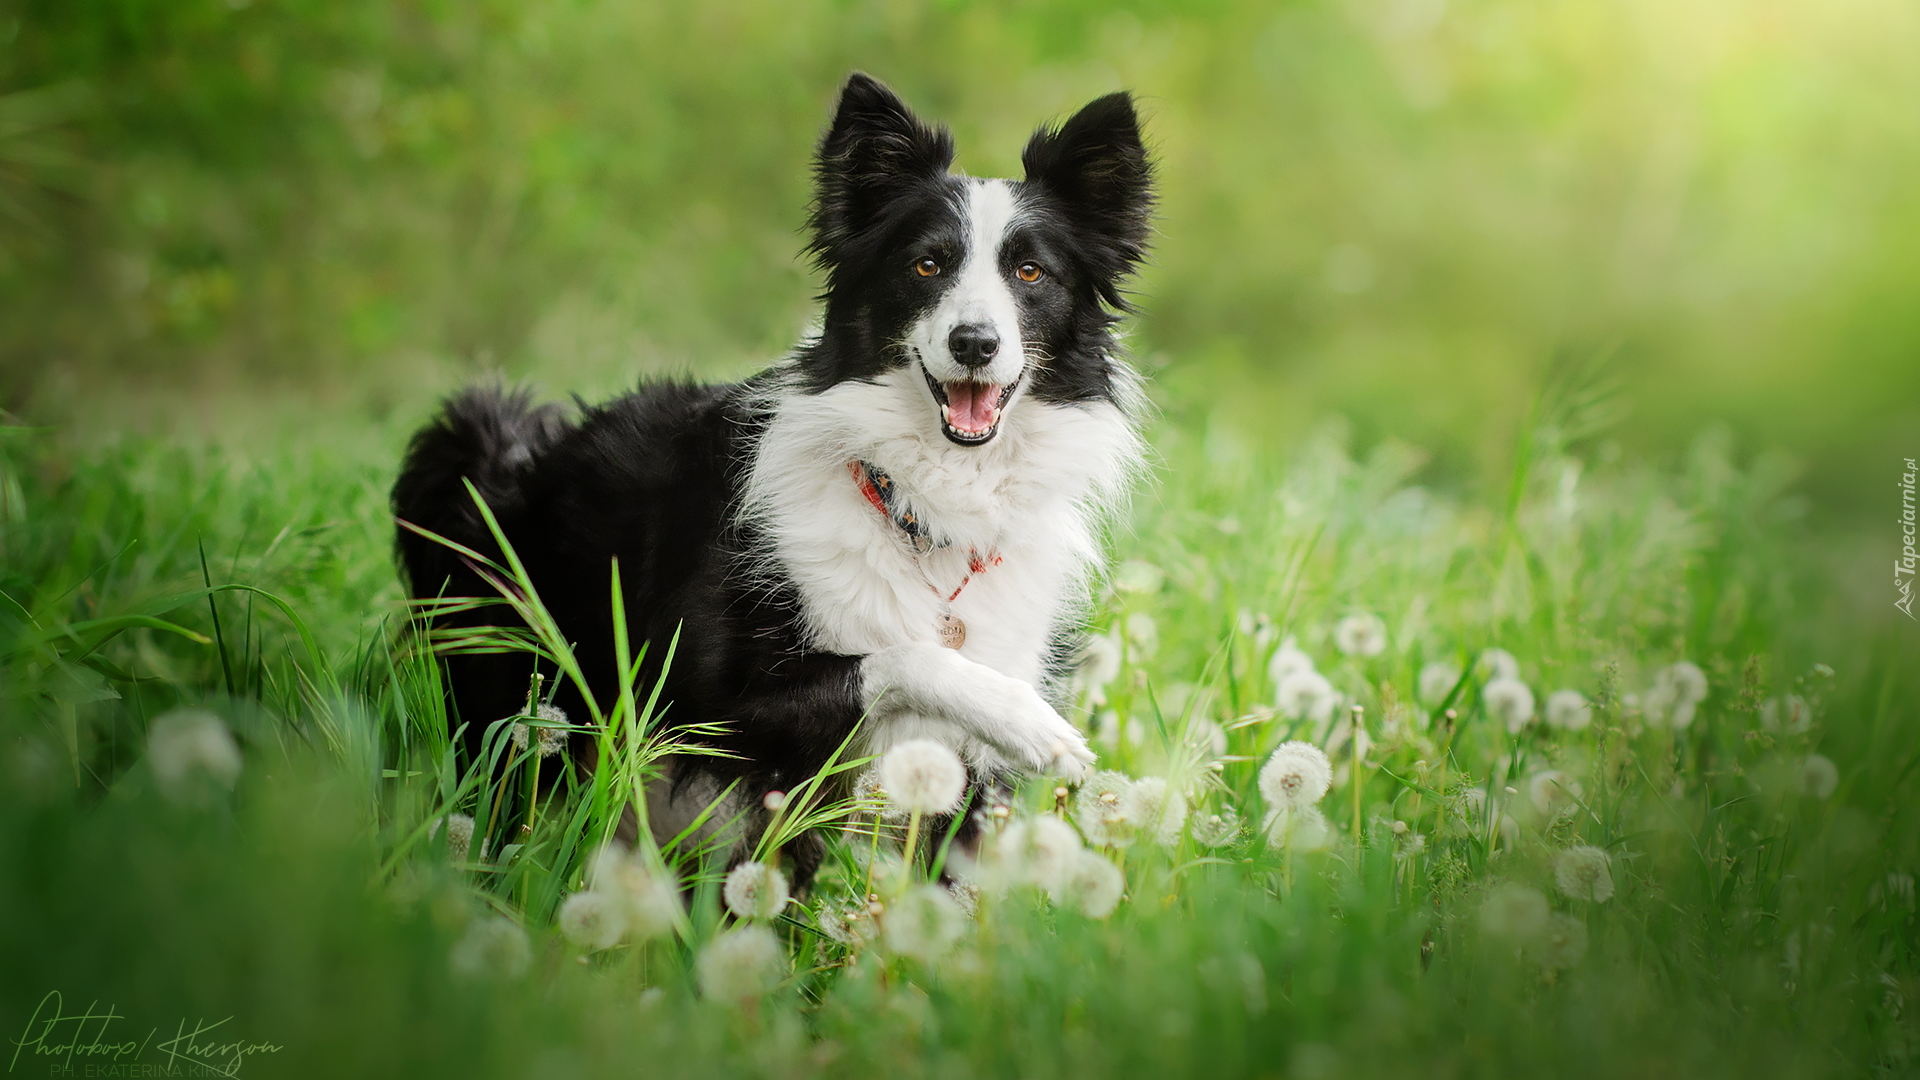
[947,324,1000,369]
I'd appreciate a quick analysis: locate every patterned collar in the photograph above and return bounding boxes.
[848,460,942,554]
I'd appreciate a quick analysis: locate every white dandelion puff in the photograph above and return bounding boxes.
[1801,754,1839,799]
[146,709,243,803]
[1761,695,1812,735]
[877,738,967,815]
[1267,637,1316,687]
[1553,845,1615,903]
[1479,883,1550,942]
[1112,559,1165,594]
[1544,690,1592,732]
[558,891,627,951]
[525,702,572,758]
[1333,613,1388,657]
[588,844,681,938]
[1260,741,1333,813]
[1125,612,1159,658]
[722,860,790,921]
[1662,661,1709,704]
[1073,771,1140,848]
[433,813,476,862]
[882,883,969,961]
[1122,777,1188,847]
[816,903,878,948]
[696,925,785,1002]
[1275,670,1338,725]
[1648,662,1710,729]
[947,880,981,919]
[1484,678,1536,734]
[1530,912,1589,970]
[1055,849,1127,918]
[1478,648,1521,683]
[1263,806,1333,852]
[991,814,1084,893]
[1419,662,1462,705]
[1527,770,1582,816]
[1079,631,1124,704]
[449,916,531,980]
[1190,806,1244,848]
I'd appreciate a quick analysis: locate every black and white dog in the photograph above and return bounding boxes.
[393,74,1153,873]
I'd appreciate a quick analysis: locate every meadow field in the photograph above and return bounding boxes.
[3,2,1918,1077]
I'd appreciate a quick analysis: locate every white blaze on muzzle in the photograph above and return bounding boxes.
[909,179,1028,443]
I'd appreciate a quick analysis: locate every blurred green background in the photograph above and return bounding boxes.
[2,0,1915,522]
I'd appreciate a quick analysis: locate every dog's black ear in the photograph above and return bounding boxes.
[808,73,954,266]
[1022,93,1155,283]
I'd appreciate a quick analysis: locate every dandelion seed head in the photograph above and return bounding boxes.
[146,709,243,804]
[1112,559,1165,594]
[436,813,476,862]
[1074,771,1140,848]
[1484,678,1536,734]
[558,890,628,950]
[1544,690,1592,732]
[1530,912,1589,971]
[1479,883,1550,942]
[876,738,967,814]
[1661,661,1709,704]
[1263,806,1333,852]
[1260,741,1333,812]
[817,903,878,948]
[1801,753,1839,799]
[1125,611,1159,658]
[1527,770,1582,816]
[1055,849,1127,918]
[449,916,531,980]
[1478,648,1521,683]
[1553,845,1615,903]
[1333,613,1388,657]
[1122,777,1188,847]
[1079,630,1124,703]
[992,815,1082,892]
[1267,637,1316,687]
[882,883,969,960]
[527,702,570,757]
[1761,695,1812,735]
[696,925,785,1002]
[1276,670,1338,725]
[1419,662,1462,706]
[1191,806,1244,847]
[589,844,681,937]
[722,860,791,921]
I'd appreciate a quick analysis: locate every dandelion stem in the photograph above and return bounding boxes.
[903,808,924,880]
[1352,706,1365,844]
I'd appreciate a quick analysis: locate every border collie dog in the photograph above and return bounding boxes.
[393,74,1154,875]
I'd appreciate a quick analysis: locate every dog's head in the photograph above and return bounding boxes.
[805,74,1154,448]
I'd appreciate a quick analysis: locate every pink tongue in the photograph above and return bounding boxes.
[945,382,1000,432]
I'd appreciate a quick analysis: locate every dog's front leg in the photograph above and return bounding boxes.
[860,643,1095,779]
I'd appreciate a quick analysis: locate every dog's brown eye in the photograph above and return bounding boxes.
[1016,262,1044,283]
[914,257,941,278]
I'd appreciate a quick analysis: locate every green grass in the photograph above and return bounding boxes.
[2,379,1913,1079]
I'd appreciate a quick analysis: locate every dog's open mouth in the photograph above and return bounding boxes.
[922,365,1020,446]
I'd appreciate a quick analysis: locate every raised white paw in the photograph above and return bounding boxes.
[984,679,1097,781]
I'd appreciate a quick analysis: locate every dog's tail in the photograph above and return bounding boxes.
[391,385,571,599]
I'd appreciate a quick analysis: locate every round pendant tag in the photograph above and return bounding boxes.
[935,612,966,649]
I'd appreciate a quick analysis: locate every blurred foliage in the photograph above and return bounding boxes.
[2,0,1917,515]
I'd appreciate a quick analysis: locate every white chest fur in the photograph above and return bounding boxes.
[740,365,1143,686]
